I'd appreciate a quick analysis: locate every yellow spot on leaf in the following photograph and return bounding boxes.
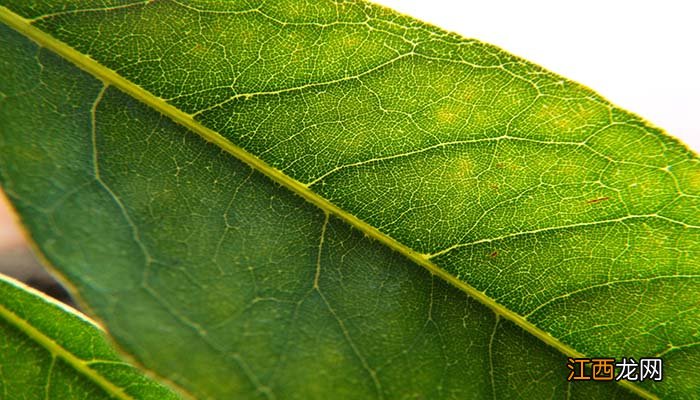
[448,155,474,180]
[687,170,700,192]
[343,33,362,48]
[435,103,462,125]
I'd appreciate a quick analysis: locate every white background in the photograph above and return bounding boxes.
[372,0,700,152]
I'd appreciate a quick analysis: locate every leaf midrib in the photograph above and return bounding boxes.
[0,274,134,400]
[0,7,655,399]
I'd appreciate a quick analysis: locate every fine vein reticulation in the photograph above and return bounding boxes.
[0,1,698,399]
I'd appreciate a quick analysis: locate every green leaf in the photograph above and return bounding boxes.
[0,1,697,399]
[0,273,181,399]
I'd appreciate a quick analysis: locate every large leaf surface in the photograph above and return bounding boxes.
[0,273,180,399]
[0,0,698,398]
[0,26,638,399]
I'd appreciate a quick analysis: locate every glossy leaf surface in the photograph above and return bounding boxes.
[0,274,180,399]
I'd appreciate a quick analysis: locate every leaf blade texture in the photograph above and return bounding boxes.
[0,1,698,398]
[0,273,181,399]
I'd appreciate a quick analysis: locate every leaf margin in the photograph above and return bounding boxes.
[0,270,185,399]
[0,4,676,398]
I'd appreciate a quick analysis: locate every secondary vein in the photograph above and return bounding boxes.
[0,7,659,400]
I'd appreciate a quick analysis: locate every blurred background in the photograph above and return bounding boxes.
[1,0,698,306]
[0,192,73,305]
